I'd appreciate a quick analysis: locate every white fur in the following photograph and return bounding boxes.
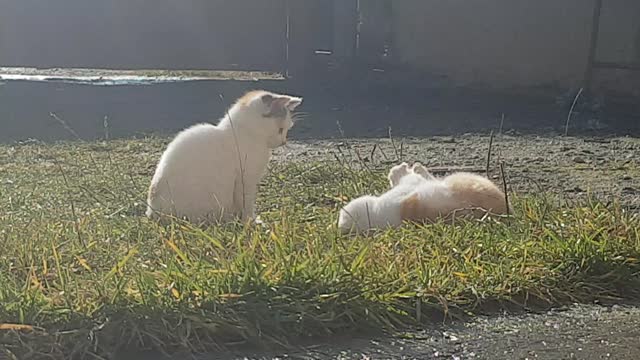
[338,167,449,234]
[338,163,507,234]
[146,90,302,223]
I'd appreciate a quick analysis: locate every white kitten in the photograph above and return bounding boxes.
[339,164,449,234]
[338,162,508,234]
[146,90,303,223]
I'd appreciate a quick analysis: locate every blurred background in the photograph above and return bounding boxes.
[1,0,639,141]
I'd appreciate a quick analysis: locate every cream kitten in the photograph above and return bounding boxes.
[146,90,303,223]
[338,162,508,234]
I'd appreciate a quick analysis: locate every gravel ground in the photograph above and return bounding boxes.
[207,303,640,360]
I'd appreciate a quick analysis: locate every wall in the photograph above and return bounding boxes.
[379,0,640,92]
[2,0,639,94]
[0,0,287,71]
[593,0,640,95]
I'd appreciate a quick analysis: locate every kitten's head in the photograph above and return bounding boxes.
[235,90,303,148]
[338,195,378,235]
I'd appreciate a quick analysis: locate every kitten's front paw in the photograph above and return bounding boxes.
[388,162,411,187]
[412,162,437,180]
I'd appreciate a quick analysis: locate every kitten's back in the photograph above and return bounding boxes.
[443,172,508,215]
[398,172,508,224]
[146,123,233,221]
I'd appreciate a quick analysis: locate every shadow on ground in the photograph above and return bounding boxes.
[1,75,639,143]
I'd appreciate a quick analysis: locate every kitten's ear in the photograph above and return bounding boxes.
[261,94,275,105]
[261,94,302,116]
[286,97,303,111]
[261,95,289,116]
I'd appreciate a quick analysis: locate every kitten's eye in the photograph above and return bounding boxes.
[278,128,284,135]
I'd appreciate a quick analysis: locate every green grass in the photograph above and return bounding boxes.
[1,139,639,359]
